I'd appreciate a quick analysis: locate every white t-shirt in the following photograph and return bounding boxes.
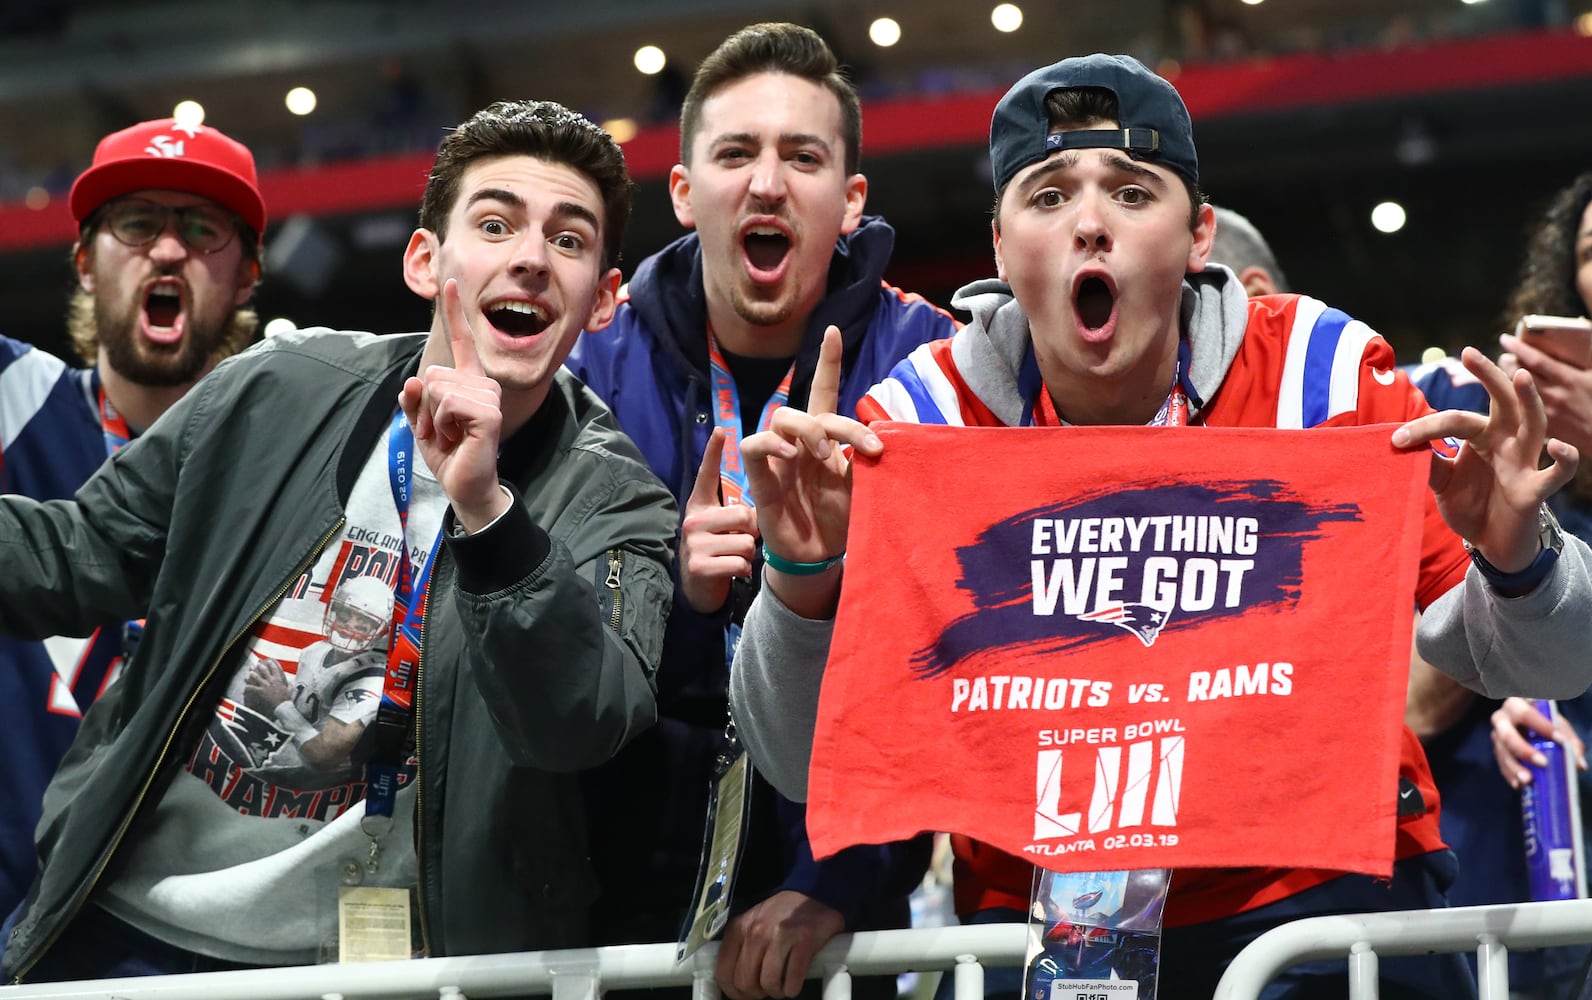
[102,421,450,964]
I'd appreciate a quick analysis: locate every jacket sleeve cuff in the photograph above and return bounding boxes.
[445,481,551,594]
[777,838,885,930]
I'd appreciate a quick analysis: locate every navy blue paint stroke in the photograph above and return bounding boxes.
[909,479,1361,678]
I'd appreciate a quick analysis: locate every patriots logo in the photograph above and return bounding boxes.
[213,701,290,769]
[335,687,378,711]
[1077,603,1172,647]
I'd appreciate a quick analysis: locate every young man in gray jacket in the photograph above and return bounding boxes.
[0,99,675,982]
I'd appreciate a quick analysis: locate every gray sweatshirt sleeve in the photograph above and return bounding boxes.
[1418,532,1592,698]
[728,587,835,802]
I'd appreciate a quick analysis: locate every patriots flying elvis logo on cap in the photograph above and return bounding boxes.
[989,53,1199,194]
[68,118,266,239]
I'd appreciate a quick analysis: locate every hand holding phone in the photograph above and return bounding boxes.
[1514,314,1592,369]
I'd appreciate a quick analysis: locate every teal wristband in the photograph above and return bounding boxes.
[762,544,844,576]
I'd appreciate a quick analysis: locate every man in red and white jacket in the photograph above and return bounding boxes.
[727,53,1592,1000]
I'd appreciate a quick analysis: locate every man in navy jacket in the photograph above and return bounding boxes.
[0,118,264,920]
[568,22,953,1000]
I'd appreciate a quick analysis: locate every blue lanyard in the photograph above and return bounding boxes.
[98,387,144,659]
[707,330,793,508]
[98,388,132,455]
[365,409,445,818]
[708,331,793,666]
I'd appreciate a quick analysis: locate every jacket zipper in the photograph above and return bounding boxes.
[605,549,624,632]
[9,517,346,984]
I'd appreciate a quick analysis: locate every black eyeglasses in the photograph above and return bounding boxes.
[99,198,241,255]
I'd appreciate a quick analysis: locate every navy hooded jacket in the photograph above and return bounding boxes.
[567,216,955,941]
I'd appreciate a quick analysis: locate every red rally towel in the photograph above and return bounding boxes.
[807,423,1429,876]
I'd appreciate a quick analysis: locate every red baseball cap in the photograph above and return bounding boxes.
[69,119,267,239]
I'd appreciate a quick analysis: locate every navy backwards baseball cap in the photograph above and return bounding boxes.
[989,53,1198,194]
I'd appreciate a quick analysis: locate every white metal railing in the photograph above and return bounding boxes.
[1216,898,1592,1000]
[6,899,1592,1000]
[0,923,1030,1000]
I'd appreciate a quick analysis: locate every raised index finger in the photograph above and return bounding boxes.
[808,326,843,417]
[442,278,485,376]
[688,427,727,510]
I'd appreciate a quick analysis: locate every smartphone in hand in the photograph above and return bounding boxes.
[1515,314,1592,368]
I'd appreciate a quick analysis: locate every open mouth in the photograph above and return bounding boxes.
[1076,276,1116,332]
[743,226,791,277]
[144,287,181,330]
[486,301,550,337]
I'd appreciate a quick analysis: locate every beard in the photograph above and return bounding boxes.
[93,285,234,387]
[728,283,799,330]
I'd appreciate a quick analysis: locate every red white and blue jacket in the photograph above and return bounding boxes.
[860,274,1469,927]
[0,335,127,916]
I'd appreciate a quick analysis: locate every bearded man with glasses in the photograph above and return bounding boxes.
[0,118,265,918]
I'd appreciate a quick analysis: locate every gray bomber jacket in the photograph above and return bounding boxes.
[0,328,676,980]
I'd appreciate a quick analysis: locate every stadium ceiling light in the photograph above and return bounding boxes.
[634,45,666,75]
[285,87,317,116]
[1371,201,1407,234]
[173,100,205,129]
[869,17,902,47]
[991,4,1024,32]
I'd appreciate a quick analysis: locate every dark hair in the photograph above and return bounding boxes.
[993,87,1205,230]
[679,22,862,176]
[420,100,632,270]
[1504,172,1592,324]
